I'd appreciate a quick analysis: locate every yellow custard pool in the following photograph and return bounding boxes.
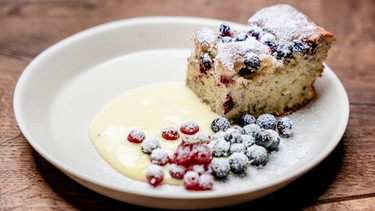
[88,82,219,185]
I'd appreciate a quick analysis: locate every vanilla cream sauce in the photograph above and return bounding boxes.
[88,82,219,185]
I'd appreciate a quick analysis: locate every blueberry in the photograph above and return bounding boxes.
[219,23,231,36]
[201,53,212,68]
[228,152,248,174]
[248,26,263,40]
[231,125,244,131]
[260,33,276,46]
[141,138,161,154]
[224,126,243,143]
[292,40,308,53]
[210,158,230,179]
[235,33,248,42]
[211,116,231,132]
[242,123,261,137]
[254,129,273,148]
[212,138,230,157]
[243,52,261,71]
[240,134,255,147]
[277,116,293,137]
[245,145,268,166]
[273,43,292,59]
[239,114,256,127]
[267,129,280,151]
[229,143,247,154]
[212,130,226,140]
[256,114,277,130]
[220,36,233,43]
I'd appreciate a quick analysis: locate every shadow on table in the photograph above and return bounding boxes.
[33,140,344,211]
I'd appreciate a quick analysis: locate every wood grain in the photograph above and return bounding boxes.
[1,0,374,210]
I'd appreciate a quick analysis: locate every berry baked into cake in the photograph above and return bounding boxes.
[186,4,336,122]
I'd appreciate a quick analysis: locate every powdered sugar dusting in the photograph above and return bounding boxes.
[216,37,268,70]
[196,28,217,46]
[146,164,164,176]
[248,4,316,41]
[150,148,169,165]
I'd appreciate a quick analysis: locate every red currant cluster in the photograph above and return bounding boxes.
[127,120,214,190]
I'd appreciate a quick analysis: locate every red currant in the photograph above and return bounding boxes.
[169,164,187,179]
[172,144,192,166]
[127,129,145,143]
[199,174,214,190]
[162,126,180,140]
[146,165,164,187]
[180,120,199,135]
[183,171,200,191]
[192,143,212,164]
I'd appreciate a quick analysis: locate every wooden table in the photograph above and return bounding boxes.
[1,0,374,210]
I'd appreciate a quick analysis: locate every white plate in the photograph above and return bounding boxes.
[13,17,349,209]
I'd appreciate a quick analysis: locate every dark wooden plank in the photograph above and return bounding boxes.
[1,0,374,210]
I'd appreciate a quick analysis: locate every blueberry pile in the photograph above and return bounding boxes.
[209,113,293,179]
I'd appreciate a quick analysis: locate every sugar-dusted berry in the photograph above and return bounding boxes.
[235,33,248,42]
[243,52,261,72]
[162,126,180,140]
[228,152,248,174]
[150,148,169,166]
[254,129,273,148]
[180,135,197,145]
[211,116,230,132]
[248,25,263,40]
[169,163,187,179]
[277,116,294,137]
[211,138,230,157]
[256,114,277,130]
[127,128,145,143]
[183,171,200,191]
[267,129,281,151]
[243,123,261,137]
[240,134,255,147]
[220,36,233,43]
[210,157,230,179]
[202,53,212,68]
[239,114,256,127]
[199,174,214,190]
[180,120,200,135]
[260,33,276,46]
[196,132,211,143]
[146,164,164,187]
[224,126,243,143]
[292,40,308,53]
[229,143,247,154]
[273,43,292,59]
[245,145,268,166]
[141,138,161,154]
[200,53,212,74]
[172,143,192,166]
[192,143,212,164]
[219,23,231,36]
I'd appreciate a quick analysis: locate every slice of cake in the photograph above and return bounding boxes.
[186,4,336,122]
